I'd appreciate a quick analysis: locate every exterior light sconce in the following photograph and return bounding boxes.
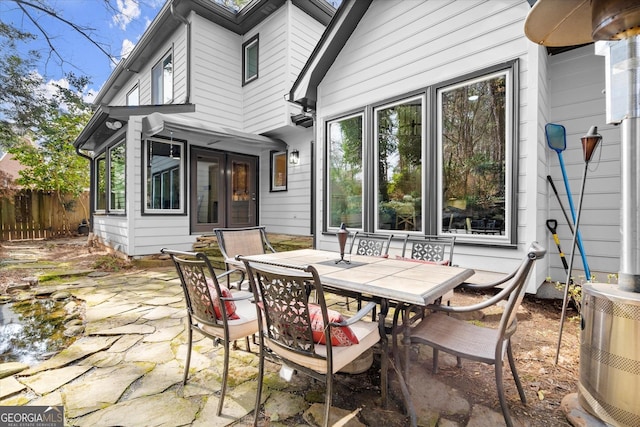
[105,120,122,130]
[289,149,300,165]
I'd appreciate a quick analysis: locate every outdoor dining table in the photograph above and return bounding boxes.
[235,248,475,426]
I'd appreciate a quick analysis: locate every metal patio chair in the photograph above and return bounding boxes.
[214,226,276,289]
[161,248,259,417]
[238,256,385,427]
[404,242,546,427]
[400,234,456,265]
[348,231,393,257]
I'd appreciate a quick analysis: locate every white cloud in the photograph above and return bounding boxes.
[120,39,136,60]
[112,0,141,31]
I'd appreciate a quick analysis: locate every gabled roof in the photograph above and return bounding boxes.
[289,0,589,111]
[289,0,371,111]
[96,0,335,106]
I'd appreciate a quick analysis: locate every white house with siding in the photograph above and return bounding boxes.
[74,0,333,256]
[75,0,621,294]
[289,0,620,292]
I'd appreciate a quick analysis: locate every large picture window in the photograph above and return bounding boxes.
[144,138,184,213]
[327,114,363,229]
[438,69,511,239]
[152,52,173,104]
[375,96,423,232]
[324,62,516,244]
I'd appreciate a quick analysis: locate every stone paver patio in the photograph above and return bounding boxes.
[1,238,599,426]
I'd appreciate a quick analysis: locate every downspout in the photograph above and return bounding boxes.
[75,147,94,233]
[170,1,191,104]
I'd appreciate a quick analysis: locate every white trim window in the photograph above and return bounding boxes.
[327,113,363,229]
[437,68,513,241]
[242,34,259,85]
[144,138,184,213]
[152,52,173,104]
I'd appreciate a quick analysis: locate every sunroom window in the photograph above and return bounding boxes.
[152,53,173,104]
[144,138,183,213]
[327,114,363,229]
[438,70,511,239]
[375,96,423,232]
[94,141,125,214]
[95,153,106,211]
[109,142,126,211]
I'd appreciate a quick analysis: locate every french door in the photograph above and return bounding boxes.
[190,148,257,233]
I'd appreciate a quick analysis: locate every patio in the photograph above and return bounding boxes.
[0,237,585,426]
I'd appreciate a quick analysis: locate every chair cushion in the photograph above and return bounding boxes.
[201,292,258,341]
[267,319,379,374]
[395,255,450,266]
[308,303,359,346]
[206,278,239,320]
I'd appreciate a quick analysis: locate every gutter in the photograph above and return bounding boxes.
[75,146,94,234]
[171,1,191,104]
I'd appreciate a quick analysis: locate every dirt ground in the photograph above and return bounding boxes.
[0,237,581,426]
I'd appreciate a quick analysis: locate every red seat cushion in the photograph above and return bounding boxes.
[308,303,359,346]
[395,255,450,266]
[206,278,239,320]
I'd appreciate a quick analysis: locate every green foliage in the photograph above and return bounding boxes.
[4,71,91,197]
[0,30,92,232]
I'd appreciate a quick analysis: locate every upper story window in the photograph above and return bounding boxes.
[242,35,259,85]
[324,61,518,244]
[127,85,139,106]
[152,52,173,104]
[144,138,184,214]
[94,140,126,214]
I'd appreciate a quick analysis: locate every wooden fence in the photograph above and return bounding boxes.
[0,190,90,241]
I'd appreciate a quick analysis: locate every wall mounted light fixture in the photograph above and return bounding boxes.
[105,120,122,130]
[289,149,300,165]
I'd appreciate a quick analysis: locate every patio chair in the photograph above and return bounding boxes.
[404,242,546,427]
[160,248,259,417]
[238,256,385,427]
[348,231,393,257]
[399,234,456,265]
[345,231,393,311]
[214,226,276,290]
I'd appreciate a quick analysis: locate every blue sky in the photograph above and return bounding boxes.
[1,0,165,102]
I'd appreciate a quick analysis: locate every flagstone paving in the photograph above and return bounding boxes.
[1,259,595,427]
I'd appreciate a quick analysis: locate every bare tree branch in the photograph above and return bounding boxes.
[12,0,118,66]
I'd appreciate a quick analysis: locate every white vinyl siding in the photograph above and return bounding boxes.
[547,45,616,283]
[190,13,243,128]
[242,8,288,134]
